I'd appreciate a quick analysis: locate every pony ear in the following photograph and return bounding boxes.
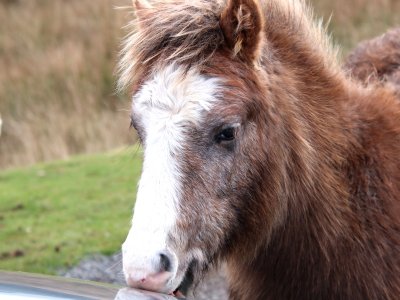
[133,0,152,22]
[220,0,265,63]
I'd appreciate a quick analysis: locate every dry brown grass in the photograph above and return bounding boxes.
[0,0,134,169]
[0,0,399,169]
[310,0,400,55]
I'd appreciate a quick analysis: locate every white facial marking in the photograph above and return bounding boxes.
[122,63,220,292]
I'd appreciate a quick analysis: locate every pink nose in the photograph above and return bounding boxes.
[124,253,174,292]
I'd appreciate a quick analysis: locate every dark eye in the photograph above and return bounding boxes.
[216,127,236,142]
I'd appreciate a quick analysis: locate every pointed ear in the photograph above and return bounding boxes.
[133,0,152,22]
[220,0,265,63]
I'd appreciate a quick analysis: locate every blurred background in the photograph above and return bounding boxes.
[0,0,399,282]
[0,0,134,169]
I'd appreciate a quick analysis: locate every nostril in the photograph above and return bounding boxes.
[159,252,172,272]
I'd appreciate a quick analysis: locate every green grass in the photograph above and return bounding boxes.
[0,146,142,274]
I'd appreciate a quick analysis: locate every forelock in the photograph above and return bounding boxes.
[117,0,225,91]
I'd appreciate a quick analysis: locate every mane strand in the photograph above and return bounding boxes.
[117,0,341,91]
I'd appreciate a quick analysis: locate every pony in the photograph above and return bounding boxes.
[117,0,400,299]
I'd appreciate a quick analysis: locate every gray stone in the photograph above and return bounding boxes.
[60,252,228,300]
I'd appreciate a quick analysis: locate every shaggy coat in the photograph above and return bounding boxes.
[118,0,400,299]
[345,27,400,94]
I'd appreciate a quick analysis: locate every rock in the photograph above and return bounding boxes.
[60,252,228,300]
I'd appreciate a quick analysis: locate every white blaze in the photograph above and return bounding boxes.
[122,64,220,285]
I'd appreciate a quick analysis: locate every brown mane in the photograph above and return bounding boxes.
[118,0,224,90]
[118,0,339,90]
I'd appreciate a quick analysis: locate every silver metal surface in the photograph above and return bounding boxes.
[0,271,182,300]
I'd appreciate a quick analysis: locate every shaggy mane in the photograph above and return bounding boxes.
[117,0,339,91]
[117,0,224,91]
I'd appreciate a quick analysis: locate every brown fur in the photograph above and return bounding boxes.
[119,0,400,299]
[345,27,400,94]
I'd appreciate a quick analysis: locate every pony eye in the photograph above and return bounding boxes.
[216,127,236,142]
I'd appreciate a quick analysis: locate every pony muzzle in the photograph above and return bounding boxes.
[122,248,179,293]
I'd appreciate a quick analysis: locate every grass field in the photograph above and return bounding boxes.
[0,147,141,274]
[311,0,400,55]
[0,0,399,169]
[0,0,134,169]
